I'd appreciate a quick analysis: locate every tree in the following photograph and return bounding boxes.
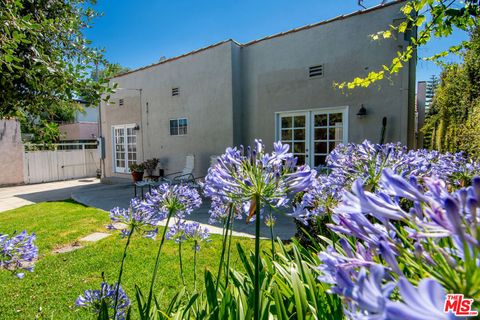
[0,0,116,142]
[423,26,480,156]
[340,0,479,89]
[425,74,439,112]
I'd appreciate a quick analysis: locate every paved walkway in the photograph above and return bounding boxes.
[0,179,101,212]
[0,180,298,239]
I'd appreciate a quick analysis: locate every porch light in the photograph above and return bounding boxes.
[357,104,367,118]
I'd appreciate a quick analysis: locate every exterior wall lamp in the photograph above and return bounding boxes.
[133,124,140,131]
[357,104,367,118]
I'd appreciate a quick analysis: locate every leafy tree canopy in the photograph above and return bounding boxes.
[0,0,117,142]
[423,26,480,156]
[340,0,479,89]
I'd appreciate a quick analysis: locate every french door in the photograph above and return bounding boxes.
[276,107,348,168]
[112,124,137,173]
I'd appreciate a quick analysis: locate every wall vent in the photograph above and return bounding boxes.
[172,87,179,96]
[119,98,124,106]
[309,65,324,78]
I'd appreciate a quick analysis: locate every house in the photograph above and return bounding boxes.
[100,1,415,182]
[59,100,99,142]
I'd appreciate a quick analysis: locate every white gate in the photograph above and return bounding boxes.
[23,143,99,184]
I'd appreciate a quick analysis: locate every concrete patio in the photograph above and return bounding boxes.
[0,179,298,239]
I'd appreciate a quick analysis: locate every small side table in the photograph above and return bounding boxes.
[133,181,152,199]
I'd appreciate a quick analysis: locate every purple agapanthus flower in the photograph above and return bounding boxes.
[167,220,210,250]
[204,139,316,222]
[385,278,454,320]
[142,183,202,219]
[108,198,163,239]
[76,282,130,320]
[0,230,38,278]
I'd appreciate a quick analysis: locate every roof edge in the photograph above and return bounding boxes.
[111,0,405,79]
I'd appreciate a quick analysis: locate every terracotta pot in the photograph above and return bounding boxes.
[131,171,144,182]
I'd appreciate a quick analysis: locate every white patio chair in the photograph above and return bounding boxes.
[161,155,195,185]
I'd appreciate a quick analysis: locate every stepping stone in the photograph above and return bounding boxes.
[53,243,83,254]
[80,232,111,242]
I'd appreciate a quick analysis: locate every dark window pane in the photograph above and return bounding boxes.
[281,117,292,128]
[281,129,292,140]
[329,141,339,153]
[294,129,305,140]
[294,116,306,127]
[329,113,343,125]
[315,155,327,166]
[315,142,328,154]
[315,128,328,140]
[179,118,187,126]
[315,114,327,127]
[293,142,305,153]
[295,154,306,165]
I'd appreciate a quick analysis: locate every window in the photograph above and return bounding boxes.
[309,64,324,78]
[170,118,188,136]
[119,98,124,106]
[172,87,179,96]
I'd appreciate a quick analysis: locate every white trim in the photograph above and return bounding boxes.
[112,123,137,174]
[275,106,349,167]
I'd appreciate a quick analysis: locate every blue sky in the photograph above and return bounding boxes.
[85,0,469,82]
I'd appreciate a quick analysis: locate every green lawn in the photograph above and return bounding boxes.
[0,201,264,319]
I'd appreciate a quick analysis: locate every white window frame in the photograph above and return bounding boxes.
[112,124,137,173]
[275,106,349,168]
[169,117,188,136]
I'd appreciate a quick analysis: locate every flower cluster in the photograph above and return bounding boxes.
[108,198,163,238]
[0,230,38,279]
[316,168,480,318]
[167,220,210,248]
[293,140,480,223]
[204,140,316,223]
[143,183,202,219]
[76,282,130,320]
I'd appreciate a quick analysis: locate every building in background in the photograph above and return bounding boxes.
[59,99,99,142]
[100,1,416,182]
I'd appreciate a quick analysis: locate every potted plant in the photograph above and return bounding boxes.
[129,163,145,182]
[143,158,160,180]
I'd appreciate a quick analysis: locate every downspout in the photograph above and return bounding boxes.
[407,19,418,149]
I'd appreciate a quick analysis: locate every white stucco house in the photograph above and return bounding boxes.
[100,0,416,182]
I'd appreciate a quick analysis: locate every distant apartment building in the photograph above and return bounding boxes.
[100,1,415,181]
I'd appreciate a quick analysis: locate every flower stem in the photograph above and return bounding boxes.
[215,205,233,292]
[254,194,261,320]
[193,240,198,292]
[269,222,275,261]
[112,225,134,320]
[145,210,173,315]
[225,216,234,287]
[179,241,186,287]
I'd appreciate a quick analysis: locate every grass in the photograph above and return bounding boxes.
[0,200,266,319]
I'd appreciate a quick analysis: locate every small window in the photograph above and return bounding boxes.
[309,65,324,78]
[172,87,179,96]
[119,98,124,106]
[170,118,187,136]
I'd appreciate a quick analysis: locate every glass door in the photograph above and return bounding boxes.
[278,112,309,165]
[277,107,348,168]
[311,111,345,167]
[112,124,137,173]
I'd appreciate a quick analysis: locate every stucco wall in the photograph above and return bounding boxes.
[59,122,98,141]
[0,120,24,186]
[101,93,143,179]
[240,2,411,150]
[103,42,235,179]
